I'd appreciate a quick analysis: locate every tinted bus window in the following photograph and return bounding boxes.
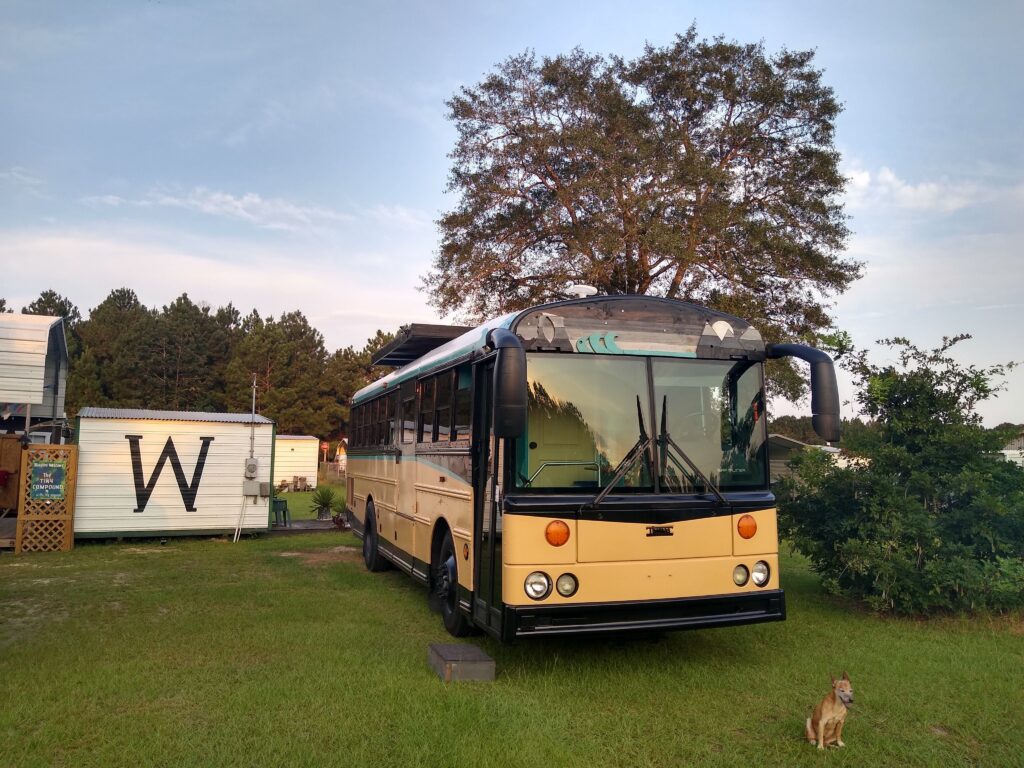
[435,371,453,441]
[419,378,434,442]
[453,365,471,441]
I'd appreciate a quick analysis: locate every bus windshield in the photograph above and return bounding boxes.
[514,355,767,493]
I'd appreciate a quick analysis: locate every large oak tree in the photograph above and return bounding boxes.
[426,28,861,397]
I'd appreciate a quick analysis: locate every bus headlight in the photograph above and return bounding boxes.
[555,573,578,597]
[524,571,552,600]
[752,561,770,587]
[732,564,750,586]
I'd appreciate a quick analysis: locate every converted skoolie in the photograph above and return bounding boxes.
[75,408,275,538]
[346,295,840,642]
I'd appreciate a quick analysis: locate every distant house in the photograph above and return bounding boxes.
[1001,431,1024,468]
[767,433,843,484]
[274,435,319,489]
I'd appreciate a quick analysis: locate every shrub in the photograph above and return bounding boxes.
[776,336,1024,615]
[310,487,340,521]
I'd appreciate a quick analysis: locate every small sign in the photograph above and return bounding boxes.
[321,441,330,451]
[30,460,67,500]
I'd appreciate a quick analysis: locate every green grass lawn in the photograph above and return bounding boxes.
[276,482,346,521]
[1,534,1020,767]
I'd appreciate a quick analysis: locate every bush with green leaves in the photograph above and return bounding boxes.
[776,336,1024,614]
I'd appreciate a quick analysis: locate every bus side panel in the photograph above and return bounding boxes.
[348,454,398,533]
[415,454,474,590]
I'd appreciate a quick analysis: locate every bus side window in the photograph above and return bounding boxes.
[452,365,471,441]
[419,379,435,443]
[387,392,398,445]
[401,397,415,443]
[435,371,453,442]
[400,380,416,444]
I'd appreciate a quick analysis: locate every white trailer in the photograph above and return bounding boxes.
[0,314,68,435]
[74,408,275,537]
[273,434,320,490]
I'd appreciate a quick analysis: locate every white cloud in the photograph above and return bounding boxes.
[147,187,355,231]
[79,186,441,242]
[362,204,434,230]
[0,227,441,351]
[81,194,126,207]
[83,187,355,233]
[0,166,45,197]
[843,163,979,213]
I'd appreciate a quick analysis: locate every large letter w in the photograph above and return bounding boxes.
[125,435,215,513]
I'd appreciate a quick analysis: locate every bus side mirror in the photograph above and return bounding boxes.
[809,360,840,443]
[766,343,841,443]
[489,329,527,439]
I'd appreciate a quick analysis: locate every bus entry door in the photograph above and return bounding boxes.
[473,361,503,633]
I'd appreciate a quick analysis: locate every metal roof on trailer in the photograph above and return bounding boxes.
[276,434,318,440]
[78,407,273,424]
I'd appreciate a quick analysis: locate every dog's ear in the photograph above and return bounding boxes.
[830,674,837,686]
[842,671,849,682]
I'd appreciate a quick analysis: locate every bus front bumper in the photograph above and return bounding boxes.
[501,589,785,641]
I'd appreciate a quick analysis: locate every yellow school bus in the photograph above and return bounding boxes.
[346,295,840,641]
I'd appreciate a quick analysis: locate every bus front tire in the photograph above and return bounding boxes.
[362,503,389,573]
[435,530,472,637]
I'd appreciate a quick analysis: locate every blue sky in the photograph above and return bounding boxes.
[2,0,1022,425]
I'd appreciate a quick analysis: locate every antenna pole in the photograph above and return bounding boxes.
[250,373,256,459]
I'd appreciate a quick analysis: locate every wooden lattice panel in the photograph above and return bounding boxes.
[15,445,78,554]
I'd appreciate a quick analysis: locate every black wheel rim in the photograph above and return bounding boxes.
[363,511,374,564]
[437,545,457,615]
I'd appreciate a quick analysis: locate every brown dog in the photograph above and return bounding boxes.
[805,672,853,749]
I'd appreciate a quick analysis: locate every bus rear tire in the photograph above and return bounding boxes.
[362,502,389,573]
[435,530,473,637]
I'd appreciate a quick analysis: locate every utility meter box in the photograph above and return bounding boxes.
[241,479,271,497]
[244,456,259,479]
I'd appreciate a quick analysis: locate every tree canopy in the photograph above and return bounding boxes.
[21,289,83,359]
[22,290,82,327]
[29,287,389,440]
[427,26,860,400]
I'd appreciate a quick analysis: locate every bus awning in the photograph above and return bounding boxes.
[371,323,473,367]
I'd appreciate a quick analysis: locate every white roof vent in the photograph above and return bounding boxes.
[566,284,598,299]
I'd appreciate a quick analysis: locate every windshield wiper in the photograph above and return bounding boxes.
[585,395,652,511]
[658,395,730,508]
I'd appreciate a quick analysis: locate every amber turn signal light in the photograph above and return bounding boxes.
[737,514,757,539]
[545,520,570,547]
